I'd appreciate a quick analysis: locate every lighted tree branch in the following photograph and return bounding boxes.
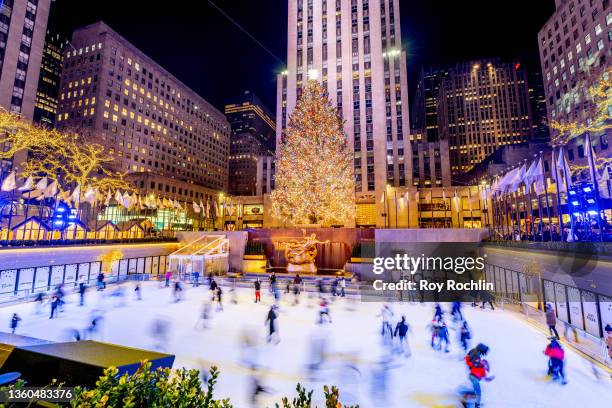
[550,67,611,145]
[0,109,129,194]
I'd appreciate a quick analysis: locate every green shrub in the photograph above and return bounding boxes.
[71,362,231,408]
[70,362,358,408]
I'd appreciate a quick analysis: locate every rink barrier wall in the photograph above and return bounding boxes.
[0,254,169,304]
[484,262,611,362]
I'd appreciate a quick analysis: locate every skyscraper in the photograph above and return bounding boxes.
[537,0,610,128]
[225,91,275,196]
[276,0,412,195]
[56,22,230,203]
[410,66,448,143]
[0,0,51,174]
[437,59,533,176]
[0,0,51,119]
[33,29,66,127]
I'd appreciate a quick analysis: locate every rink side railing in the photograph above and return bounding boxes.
[0,254,170,304]
[483,262,611,365]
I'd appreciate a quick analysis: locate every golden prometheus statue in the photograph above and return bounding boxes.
[280,229,329,274]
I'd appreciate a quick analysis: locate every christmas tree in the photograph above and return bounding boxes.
[271,80,355,226]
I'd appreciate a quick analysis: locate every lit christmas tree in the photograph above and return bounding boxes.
[271,79,355,226]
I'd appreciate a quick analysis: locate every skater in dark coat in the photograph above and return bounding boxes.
[265,305,279,343]
[216,287,223,311]
[434,303,443,320]
[49,295,60,319]
[393,316,411,356]
[209,278,218,292]
[78,280,87,306]
[10,313,21,334]
[480,291,495,310]
[254,279,261,303]
[460,321,472,352]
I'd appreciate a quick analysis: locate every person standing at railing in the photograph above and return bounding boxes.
[78,277,87,306]
[193,271,200,287]
[164,271,172,288]
[605,324,612,362]
[545,303,560,339]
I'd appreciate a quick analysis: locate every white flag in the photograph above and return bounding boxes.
[557,146,573,192]
[104,190,112,206]
[532,158,545,196]
[192,201,201,213]
[35,177,48,191]
[114,190,123,206]
[83,186,97,205]
[524,160,538,191]
[1,171,16,192]
[122,191,131,208]
[18,175,34,192]
[584,134,600,185]
[70,185,82,207]
[454,190,460,213]
[130,192,139,209]
[508,164,527,193]
[44,180,58,198]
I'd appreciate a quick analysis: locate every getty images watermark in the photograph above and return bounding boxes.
[355,243,492,302]
[371,253,492,293]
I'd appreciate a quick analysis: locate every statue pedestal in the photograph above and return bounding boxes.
[287,263,317,274]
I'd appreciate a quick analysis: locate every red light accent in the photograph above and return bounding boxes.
[515,63,521,70]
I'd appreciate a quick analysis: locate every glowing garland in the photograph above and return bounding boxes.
[271,80,355,226]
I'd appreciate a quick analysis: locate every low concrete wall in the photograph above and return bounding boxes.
[0,242,180,271]
[375,228,489,243]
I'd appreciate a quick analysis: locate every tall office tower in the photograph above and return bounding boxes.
[0,0,51,118]
[410,66,451,187]
[527,70,551,143]
[0,0,51,173]
[225,90,275,196]
[538,0,610,128]
[33,29,66,127]
[56,22,230,203]
[410,66,448,143]
[437,59,533,177]
[276,0,412,195]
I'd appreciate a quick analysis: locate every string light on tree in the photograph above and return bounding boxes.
[271,80,355,226]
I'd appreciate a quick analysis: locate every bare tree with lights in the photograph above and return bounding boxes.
[271,79,354,226]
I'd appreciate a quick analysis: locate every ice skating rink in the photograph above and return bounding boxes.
[1,281,610,407]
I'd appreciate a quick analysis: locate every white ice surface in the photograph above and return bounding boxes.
[0,282,610,407]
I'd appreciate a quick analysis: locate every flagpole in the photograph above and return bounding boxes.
[585,133,603,242]
[541,161,552,241]
[393,190,398,228]
[443,189,448,228]
[526,182,535,241]
[468,186,474,228]
[406,192,410,228]
[559,146,576,241]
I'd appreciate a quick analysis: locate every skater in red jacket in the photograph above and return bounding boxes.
[544,338,567,384]
[463,343,494,408]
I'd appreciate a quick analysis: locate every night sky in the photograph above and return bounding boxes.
[49,0,556,113]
